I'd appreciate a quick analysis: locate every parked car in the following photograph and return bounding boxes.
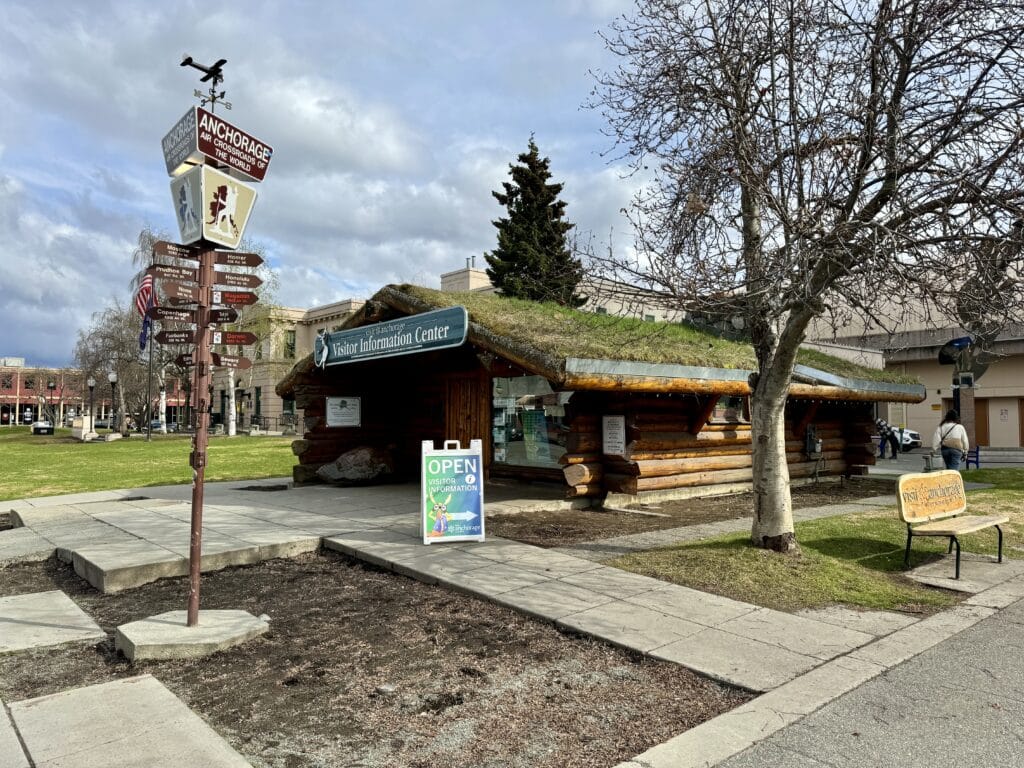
[93,419,110,430]
[872,426,922,451]
[897,428,922,450]
[31,420,54,435]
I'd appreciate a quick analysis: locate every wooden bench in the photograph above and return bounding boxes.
[897,470,1007,579]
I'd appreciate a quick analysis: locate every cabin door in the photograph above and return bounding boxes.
[444,370,491,468]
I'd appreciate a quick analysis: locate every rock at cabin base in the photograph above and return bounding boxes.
[318,445,395,485]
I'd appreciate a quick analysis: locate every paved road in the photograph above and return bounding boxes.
[720,596,1024,767]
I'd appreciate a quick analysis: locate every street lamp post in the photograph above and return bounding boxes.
[87,378,95,435]
[47,380,56,427]
[108,372,117,434]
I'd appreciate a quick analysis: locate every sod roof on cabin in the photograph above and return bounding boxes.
[277,284,920,399]
[392,285,913,384]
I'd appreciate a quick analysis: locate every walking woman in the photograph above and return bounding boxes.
[932,410,969,470]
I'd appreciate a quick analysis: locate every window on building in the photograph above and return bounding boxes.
[254,387,262,416]
[282,398,295,415]
[284,330,296,359]
[24,378,35,390]
[1,375,11,390]
[710,395,749,423]
[491,376,572,469]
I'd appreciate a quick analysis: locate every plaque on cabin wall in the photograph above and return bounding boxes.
[325,397,362,428]
[602,415,626,456]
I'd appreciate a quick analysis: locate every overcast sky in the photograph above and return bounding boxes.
[0,0,644,368]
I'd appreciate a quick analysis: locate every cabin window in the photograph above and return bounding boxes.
[710,395,749,423]
[491,375,571,468]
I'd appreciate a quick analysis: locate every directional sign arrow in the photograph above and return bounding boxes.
[166,296,198,307]
[157,330,198,345]
[213,331,258,346]
[162,280,201,302]
[212,353,253,370]
[147,306,196,323]
[153,241,201,261]
[212,290,258,306]
[175,353,195,367]
[214,251,263,268]
[209,307,239,324]
[213,270,263,289]
[148,264,198,283]
[446,512,478,522]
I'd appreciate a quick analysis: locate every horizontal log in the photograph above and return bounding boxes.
[624,437,848,462]
[609,450,845,478]
[563,462,603,486]
[627,432,751,452]
[566,432,600,453]
[558,452,601,466]
[562,372,752,396]
[566,482,603,498]
[605,459,847,493]
[291,439,310,457]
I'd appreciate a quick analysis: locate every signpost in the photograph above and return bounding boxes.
[155,59,271,628]
[161,105,274,182]
[156,329,198,345]
[213,290,259,306]
[175,352,252,370]
[153,240,200,260]
[212,331,257,346]
[215,251,264,268]
[209,307,239,324]
[213,270,262,288]
[147,306,196,323]
[148,264,198,283]
[161,280,201,303]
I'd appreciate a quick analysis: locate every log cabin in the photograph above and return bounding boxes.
[276,285,925,501]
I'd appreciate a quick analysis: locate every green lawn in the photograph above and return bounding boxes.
[610,469,1024,615]
[0,427,297,501]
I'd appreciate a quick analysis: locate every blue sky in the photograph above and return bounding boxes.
[0,0,640,367]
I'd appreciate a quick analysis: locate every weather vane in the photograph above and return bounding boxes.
[180,55,232,111]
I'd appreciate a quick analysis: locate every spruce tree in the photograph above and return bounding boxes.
[484,138,585,307]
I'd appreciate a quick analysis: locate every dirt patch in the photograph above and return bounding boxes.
[488,478,897,548]
[0,553,751,768]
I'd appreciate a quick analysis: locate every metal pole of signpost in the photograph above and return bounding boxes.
[187,248,213,627]
[146,333,153,442]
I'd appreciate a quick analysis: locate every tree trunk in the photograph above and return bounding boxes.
[749,374,798,553]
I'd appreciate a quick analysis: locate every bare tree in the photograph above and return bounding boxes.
[73,299,149,433]
[592,0,1024,551]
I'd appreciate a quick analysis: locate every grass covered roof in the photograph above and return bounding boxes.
[391,285,914,385]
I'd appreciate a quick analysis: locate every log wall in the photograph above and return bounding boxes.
[561,393,877,499]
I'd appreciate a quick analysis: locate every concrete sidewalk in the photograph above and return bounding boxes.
[3,475,1022,767]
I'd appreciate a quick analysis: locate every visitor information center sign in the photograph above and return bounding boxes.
[314,306,468,368]
[421,440,485,545]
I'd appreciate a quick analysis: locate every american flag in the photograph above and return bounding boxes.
[136,275,158,351]
[135,275,155,317]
